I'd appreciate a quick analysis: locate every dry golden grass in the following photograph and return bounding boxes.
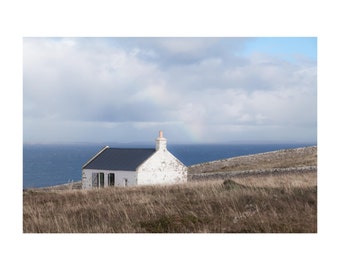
[23,171,317,233]
[228,170,317,188]
[189,146,317,174]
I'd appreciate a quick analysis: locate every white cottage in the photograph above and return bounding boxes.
[82,131,187,189]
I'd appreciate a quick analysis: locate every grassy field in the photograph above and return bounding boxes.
[189,146,317,173]
[23,170,317,233]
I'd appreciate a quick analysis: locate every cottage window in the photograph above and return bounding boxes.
[108,173,115,186]
[92,173,98,187]
[98,173,104,188]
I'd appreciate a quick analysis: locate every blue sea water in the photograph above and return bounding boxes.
[23,143,315,188]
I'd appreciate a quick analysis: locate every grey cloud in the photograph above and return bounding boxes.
[112,37,250,68]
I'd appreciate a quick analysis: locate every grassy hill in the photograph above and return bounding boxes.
[189,146,317,173]
[23,146,317,233]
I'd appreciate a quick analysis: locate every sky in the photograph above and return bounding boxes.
[23,37,317,144]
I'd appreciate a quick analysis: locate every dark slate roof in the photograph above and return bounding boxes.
[83,147,156,171]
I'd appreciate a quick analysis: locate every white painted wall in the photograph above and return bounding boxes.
[82,169,136,189]
[136,148,187,186]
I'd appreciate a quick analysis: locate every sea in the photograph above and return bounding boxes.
[23,143,316,188]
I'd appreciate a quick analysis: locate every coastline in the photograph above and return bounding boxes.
[25,146,317,191]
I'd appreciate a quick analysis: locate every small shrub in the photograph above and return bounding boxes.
[223,179,246,190]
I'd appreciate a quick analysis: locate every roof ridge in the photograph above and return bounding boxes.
[107,147,155,150]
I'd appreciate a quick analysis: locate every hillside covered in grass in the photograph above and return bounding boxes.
[23,177,316,233]
[23,146,317,233]
[189,146,317,174]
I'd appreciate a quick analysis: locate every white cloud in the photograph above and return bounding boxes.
[23,37,317,143]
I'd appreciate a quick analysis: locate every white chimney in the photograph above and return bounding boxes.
[156,130,167,151]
